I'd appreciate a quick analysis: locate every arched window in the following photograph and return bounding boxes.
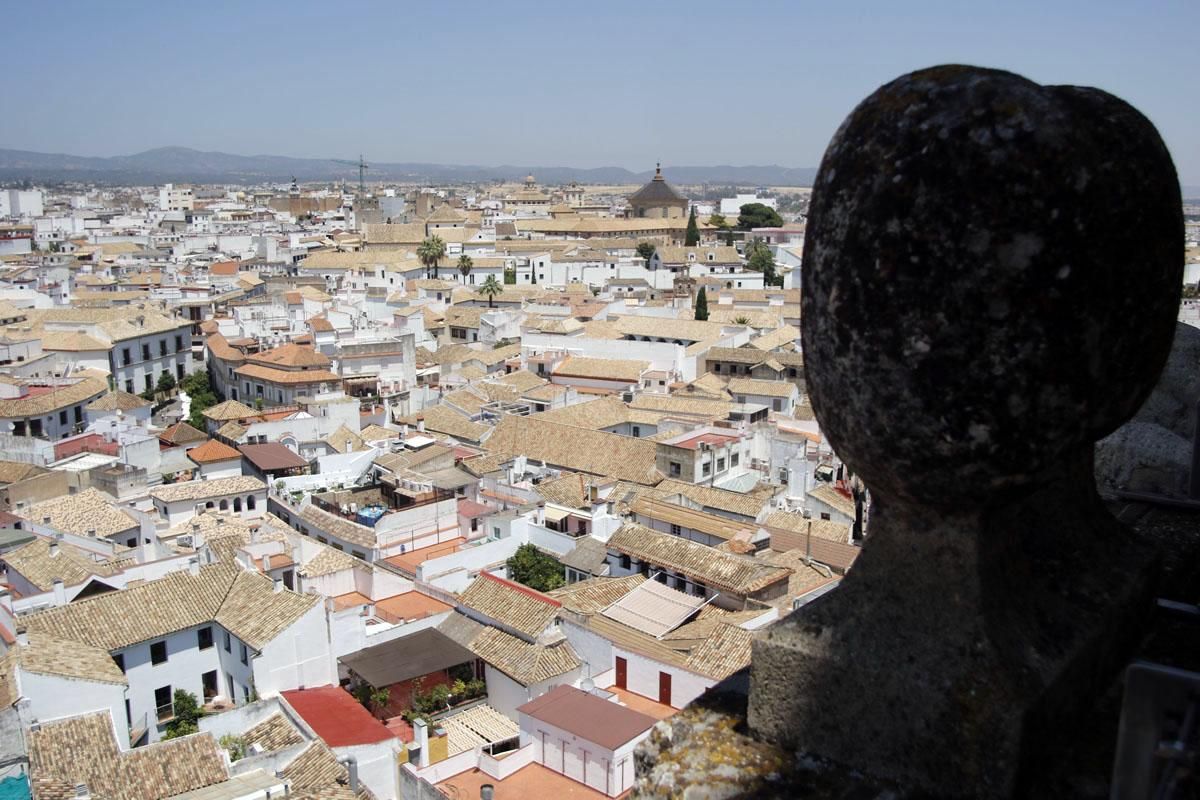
[205,501,214,509]
[246,494,257,510]
[233,497,242,512]
[219,499,229,511]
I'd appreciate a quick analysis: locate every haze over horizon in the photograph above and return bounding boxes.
[2,0,1198,182]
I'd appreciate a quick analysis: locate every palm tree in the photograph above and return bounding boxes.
[417,236,446,279]
[457,254,473,283]
[479,275,503,308]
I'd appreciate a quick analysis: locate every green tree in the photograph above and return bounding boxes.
[479,275,503,308]
[725,228,735,247]
[708,213,728,229]
[181,370,220,430]
[694,286,709,321]
[163,689,205,739]
[736,202,783,230]
[417,236,447,279]
[457,254,473,282]
[156,371,176,393]
[685,206,700,246]
[506,543,564,592]
[635,241,656,268]
[746,240,780,286]
[503,267,516,285]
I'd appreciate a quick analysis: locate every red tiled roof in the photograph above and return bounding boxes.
[281,686,396,747]
[481,571,561,608]
[382,538,464,575]
[456,499,491,518]
[238,443,309,471]
[187,439,241,464]
[209,261,239,276]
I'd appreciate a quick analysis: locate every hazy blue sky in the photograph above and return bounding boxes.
[3,0,1198,181]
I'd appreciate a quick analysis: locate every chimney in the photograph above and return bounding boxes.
[401,424,409,438]
[339,756,359,793]
[535,504,545,526]
[15,626,28,646]
[413,718,431,767]
[48,538,60,558]
[417,420,425,433]
[345,439,353,453]
[273,576,283,593]
[52,578,65,606]
[188,556,200,576]
[86,528,96,539]
[480,786,495,800]
[261,553,271,573]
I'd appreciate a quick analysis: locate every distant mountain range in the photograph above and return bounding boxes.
[0,146,819,187]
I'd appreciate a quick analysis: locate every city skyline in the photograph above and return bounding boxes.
[2,0,1198,182]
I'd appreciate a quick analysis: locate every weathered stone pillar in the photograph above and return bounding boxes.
[749,65,1183,797]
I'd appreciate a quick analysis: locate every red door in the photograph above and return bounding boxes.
[658,671,672,706]
[615,656,627,689]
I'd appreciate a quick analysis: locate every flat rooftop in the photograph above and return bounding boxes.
[382,537,464,575]
[281,685,395,747]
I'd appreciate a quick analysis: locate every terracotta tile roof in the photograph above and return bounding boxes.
[24,561,318,652]
[469,626,580,685]
[684,621,755,679]
[235,363,341,385]
[0,374,108,418]
[483,415,661,485]
[3,629,127,687]
[202,399,258,421]
[547,575,647,614]
[298,504,376,550]
[458,573,561,640]
[552,356,648,383]
[298,545,357,578]
[631,496,753,542]
[647,478,769,519]
[493,369,548,392]
[749,324,801,352]
[28,712,228,800]
[159,420,209,446]
[280,741,376,800]
[606,522,790,595]
[186,438,242,464]
[357,424,398,443]
[0,537,120,591]
[248,342,331,369]
[761,510,851,544]
[150,475,265,504]
[25,488,139,538]
[727,377,799,399]
[533,472,593,509]
[86,390,152,412]
[400,405,489,443]
[808,483,857,519]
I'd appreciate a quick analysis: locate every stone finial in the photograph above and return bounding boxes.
[749,65,1182,797]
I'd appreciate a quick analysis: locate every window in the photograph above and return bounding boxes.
[731,452,739,467]
[772,399,783,412]
[59,410,68,425]
[242,684,251,703]
[175,335,184,352]
[717,457,726,472]
[632,425,640,438]
[155,686,173,722]
[352,550,365,560]
[246,495,256,510]
[125,379,134,394]
[820,512,831,521]
[74,405,83,423]
[197,626,213,650]
[113,653,125,673]
[160,340,167,356]
[144,375,153,393]
[240,643,248,665]
[669,461,681,478]
[223,630,231,652]
[142,343,151,361]
[122,347,131,366]
[620,554,631,570]
[202,670,218,700]
[669,523,682,536]
[702,461,711,477]
[150,640,167,665]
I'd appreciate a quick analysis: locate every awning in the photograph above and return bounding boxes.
[544,506,572,524]
[339,626,475,687]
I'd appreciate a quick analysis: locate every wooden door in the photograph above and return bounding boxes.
[615,656,627,689]
[658,671,672,706]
